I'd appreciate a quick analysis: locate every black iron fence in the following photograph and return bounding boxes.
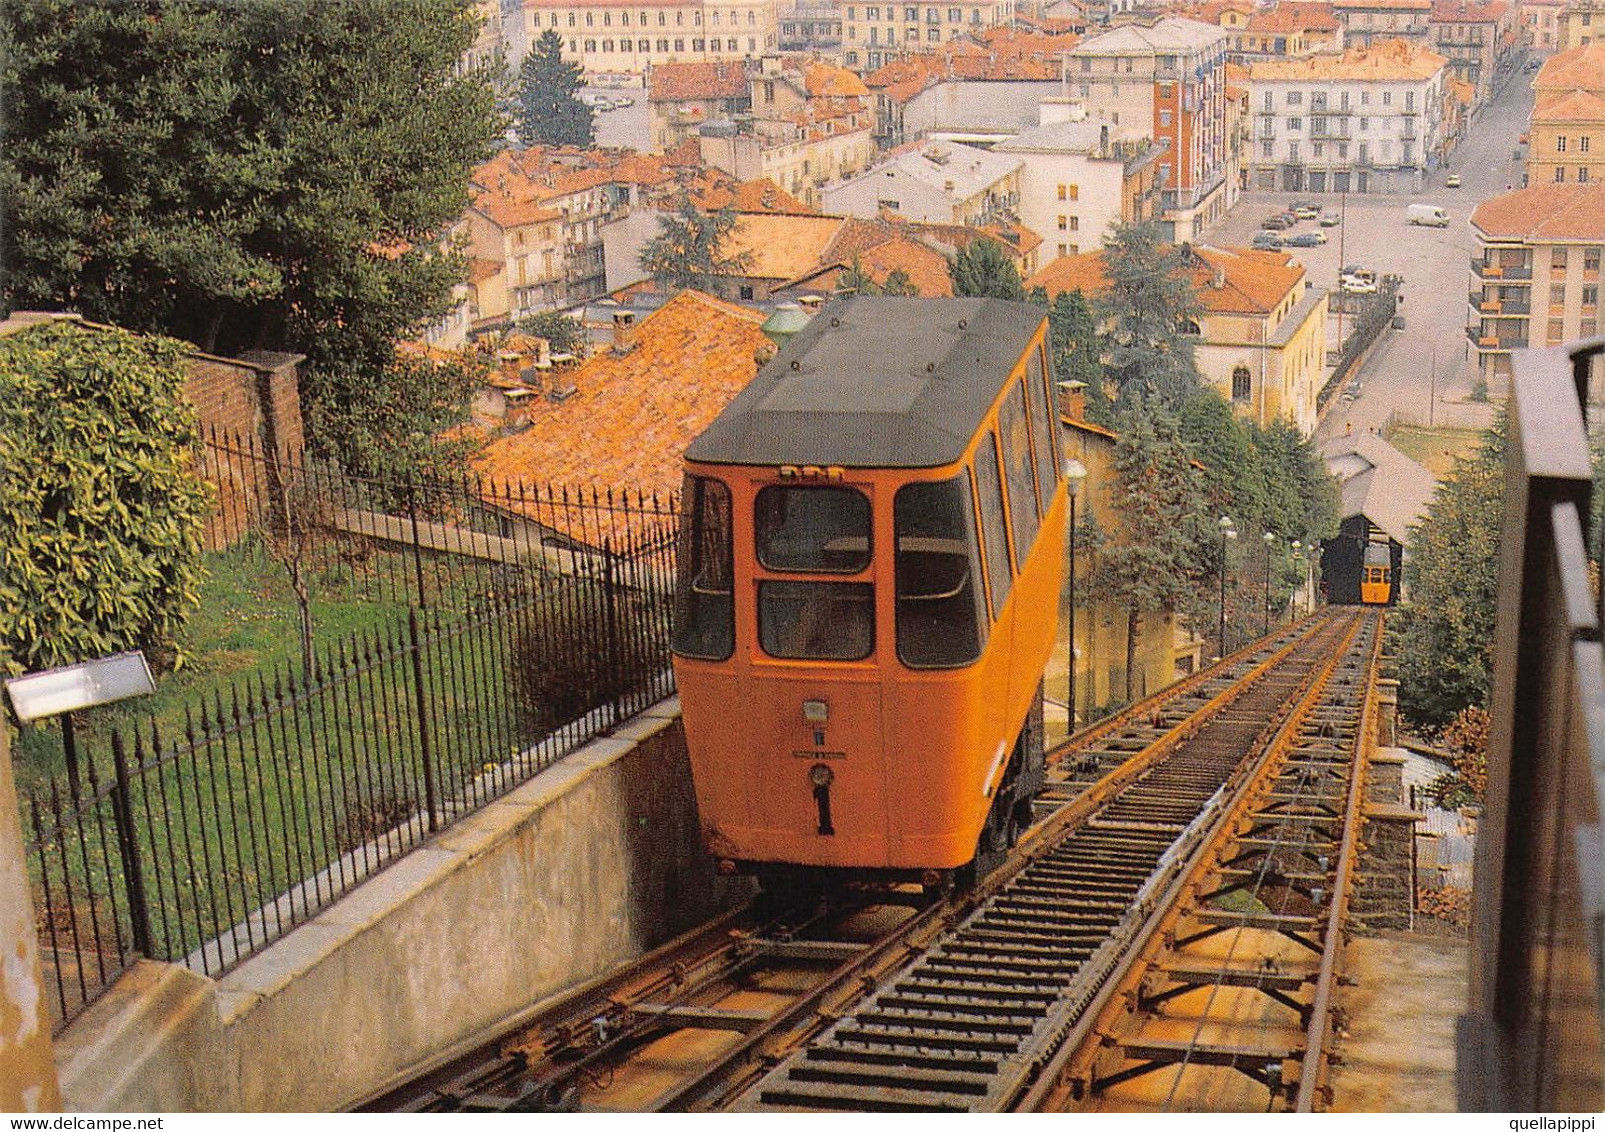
[23,437,680,1032]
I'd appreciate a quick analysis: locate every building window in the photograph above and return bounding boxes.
[1556,166,1568,183]
[1585,285,1599,308]
[1586,249,1601,273]
[1554,248,1570,270]
[1058,243,1068,256]
[1068,215,1078,231]
[1262,138,1275,157]
[1232,365,1252,401]
[1067,184,1079,200]
[1289,140,1301,160]
[1551,284,1567,308]
[1382,91,1392,106]
[1057,184,1066,200]
[1549,318,1566,344]
[1557,135,1568,152]
[1263,90,1273,110]
[1360,90,1370,106]
[1314,142,1324,157]
[1581,137,1592,153]
[585,38,596,50]
[1582,167,1592,183]
[1287,90,1302,105]
[1160,109,1172,126]
[927,26,938,38]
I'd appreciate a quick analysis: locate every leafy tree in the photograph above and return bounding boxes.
[948,238,1025,300]
[517,310,587,356]
[1253,416,1339,543]
[1095,223,1203,409]
[1176,389,1265,522]
[1396,414,1506,729]
[639,199,752,295]
[1030,286,1111,425]
[1092,409,1215,700]
[0,322,211,675]
[1,0,503,480]
[517,29,595,148]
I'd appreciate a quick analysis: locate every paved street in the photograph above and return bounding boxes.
[1205,73,1535,444]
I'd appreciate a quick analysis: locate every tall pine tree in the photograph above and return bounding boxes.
[948,238,1025,300]
[1092,409,1216,700]
[1095,223,1204,410]
[518,30,595,148]
[639,199,750,295]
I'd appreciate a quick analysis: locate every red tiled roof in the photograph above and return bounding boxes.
[649,60,751,102]
[470,290,770,504]
[1532,88,1605,121]
[688,174,817,215]
[1028,244,1305,316]
[1534,43,1605,94]
[1429,0,1507,23]
[1470,183,1605,242]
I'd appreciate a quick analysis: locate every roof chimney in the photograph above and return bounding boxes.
[1057,379,1088,422]
[611,309,638,356]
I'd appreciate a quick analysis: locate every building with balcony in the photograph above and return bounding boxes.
[1332,0,1434,46]
[821,139,1023,224]
[1526,43,1605,186]
[518,0,779,74]
[1206,1,1346,63]
[839,0,1016,72]
[1428,0,1516,109]
[1466,182,1605,386]
[647,60,753,151]
[778,0,843,51]
[993,120,1164,263]
[1244,37,1450,193]
[1065,17,1231,239]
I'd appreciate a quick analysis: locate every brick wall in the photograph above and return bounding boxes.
[184,349,305,455]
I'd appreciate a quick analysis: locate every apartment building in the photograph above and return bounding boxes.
[1332,0,1434,45]
[519,0,779,73]
[1557,0,1605,48]
[822,140,1023,224]
[1520,0,1567,51]
[647,60,753,150]
[993,121,1164,262]
[777,0,844,51]
[1066,18,1231,239]
[1245,38,1450,193]
[1428,0,1516,107]
[1527,44,1605,185]
[1467,182,1605,386]
[1199,1,1347,62]
[839,0,1016,72]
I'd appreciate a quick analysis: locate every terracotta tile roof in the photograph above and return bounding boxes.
[864,27,1081,101]
[688,174,817,214]
[1027,243,1305,316]
[856,237,955,297]
[649,60,751,102]
[473,193,563,228]
[1247,1,1342,33]
[1470,183,1605,242]
[725,214,849,280]
[802,60,871,98]
[468,257,503,284]
[1248,37,1448,81]
[1534,44,1605,94]
[1532,88,1605,121]
[1332,0,1430,9]
[470,290,770,507]
[1429,0,1507,23]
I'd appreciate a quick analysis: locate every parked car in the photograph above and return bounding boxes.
[1261,213,1294,230]
[1292,202,1321,219]
[1341,266,1379,294]
[612,96,635,107]
[1446,173,1462,188]
[1319,211,1341,227]
[1285,231,1327,247]
[1251,231,1286,250]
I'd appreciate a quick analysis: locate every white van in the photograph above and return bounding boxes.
[1407,204,1450,227]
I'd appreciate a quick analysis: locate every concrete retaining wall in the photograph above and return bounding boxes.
[54,700,746,1112]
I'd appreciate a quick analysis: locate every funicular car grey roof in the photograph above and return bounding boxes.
[686,296,1045,470]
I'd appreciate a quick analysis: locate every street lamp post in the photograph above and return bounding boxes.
[1291,540,1304,618]
[1064,459,1087,736]
[1217,515,1235,661]
[1262,530,1275,636]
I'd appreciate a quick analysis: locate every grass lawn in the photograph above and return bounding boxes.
[1384,423,1488,479]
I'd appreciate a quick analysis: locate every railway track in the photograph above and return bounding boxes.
[361,609,1381,1114]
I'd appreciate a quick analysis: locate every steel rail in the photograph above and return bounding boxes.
[1293,610,1385,1111]
[1014,611,1370,1112]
